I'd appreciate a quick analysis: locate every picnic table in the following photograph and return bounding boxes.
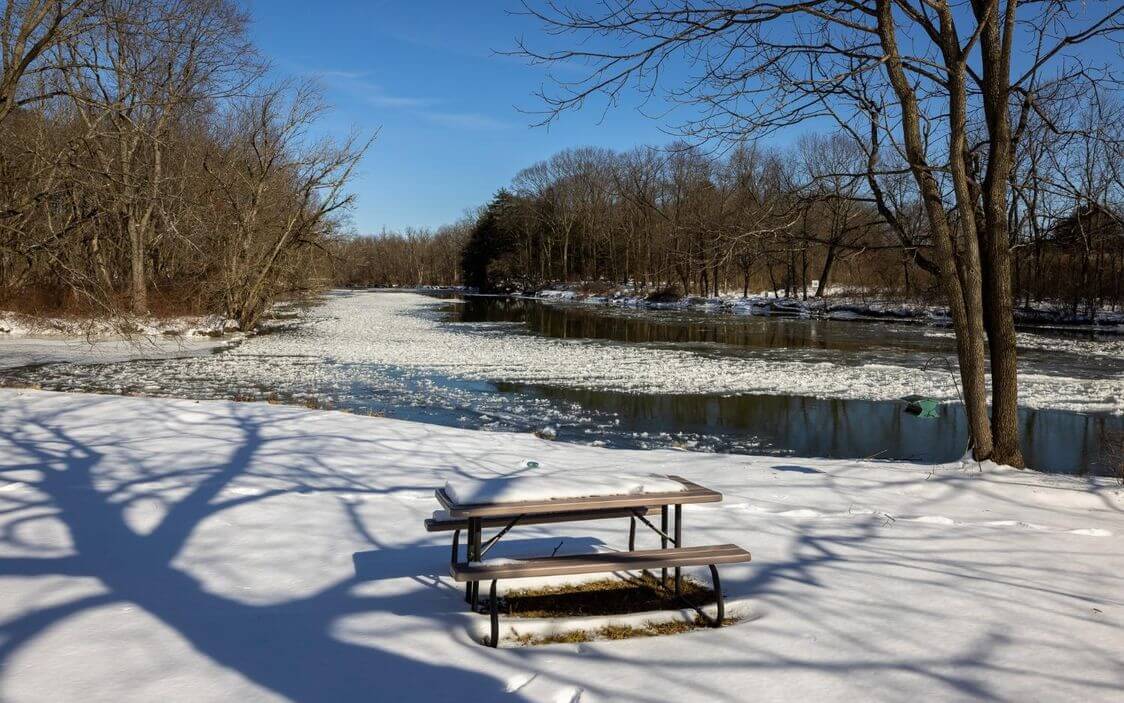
[426,473,752,647]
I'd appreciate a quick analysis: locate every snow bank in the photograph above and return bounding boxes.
[0,311,242,370]
[0,389,1121,702]
[531,284,1124,331]
[0,335,235,370]
[0,311,238,338]
[444,473,687,504]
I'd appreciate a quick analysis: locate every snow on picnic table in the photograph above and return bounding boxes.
[0,389,1121,702]
[444,474,688,505]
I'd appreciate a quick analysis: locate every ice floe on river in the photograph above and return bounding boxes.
[247,291,1123,414]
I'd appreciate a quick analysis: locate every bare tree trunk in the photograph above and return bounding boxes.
[128,217,147,313]
[815,244,837,297]
[974,0,1024,467]
[876,1,994,459]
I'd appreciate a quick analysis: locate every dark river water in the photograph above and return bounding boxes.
[3,293,1121,475]
[451,297,1122,474]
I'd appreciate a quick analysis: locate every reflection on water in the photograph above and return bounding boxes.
[504,384,1120,473]
[451,296,1124,379]
[453,296,944,353]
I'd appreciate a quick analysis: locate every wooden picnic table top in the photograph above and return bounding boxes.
[434,474,722,518]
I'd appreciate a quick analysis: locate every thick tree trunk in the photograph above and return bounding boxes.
[876,1,993,459]
[982,227,1023,466]
[974,0,1025,467]
[815,244,837,297]
[90,231,113,293]
[800,253,807,300]
[128,219,146,314]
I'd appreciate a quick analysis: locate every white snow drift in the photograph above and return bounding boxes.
[0,389,1120,702]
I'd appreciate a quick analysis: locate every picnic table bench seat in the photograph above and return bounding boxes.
[455,543,751,647]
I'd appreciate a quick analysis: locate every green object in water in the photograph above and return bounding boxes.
[903,397,941,418]
[916,399,940,418]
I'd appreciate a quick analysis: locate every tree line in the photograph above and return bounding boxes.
[459,127,1123,314]
[0,0,368,328]
[332,223,471,289]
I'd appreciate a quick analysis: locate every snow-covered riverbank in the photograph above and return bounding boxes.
[0,336,237,371]
[0,389,1120,701]
[0,312,241,370]
[530,285,1124,333]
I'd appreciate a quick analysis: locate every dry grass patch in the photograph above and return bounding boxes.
[493,572,736,645]
[500,572,715,618]
[510,617,721,646]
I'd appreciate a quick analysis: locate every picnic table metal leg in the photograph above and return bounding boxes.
[470,517,482,611]
[488,580,499,647]
[708,564,724,627]
[660,505,669,587]
[628,516,636,551]
[463,523,472,604]
[674,503,682,596]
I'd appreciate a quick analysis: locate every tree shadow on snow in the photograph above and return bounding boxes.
[0,398,525,701]
[0,396,1120,702]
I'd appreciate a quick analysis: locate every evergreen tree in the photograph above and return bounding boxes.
[460,190,519,292]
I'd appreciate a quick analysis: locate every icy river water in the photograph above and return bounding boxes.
[3,290,1122,474]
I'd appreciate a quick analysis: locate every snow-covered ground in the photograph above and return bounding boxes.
[0,312,240,370]
[0,336,235,371]
[0,389,1120,702]
[240,291,1121,415]
[530,284,1124,332]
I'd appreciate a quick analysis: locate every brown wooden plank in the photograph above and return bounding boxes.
[424,506,652,532]
[435,475,723,518]
[449,544,751,581]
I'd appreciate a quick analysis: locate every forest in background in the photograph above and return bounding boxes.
[340,127,1124,319]
[1,0,368,329]
[9,3,1122,332]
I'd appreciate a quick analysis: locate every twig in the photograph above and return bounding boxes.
[922,355,983,473]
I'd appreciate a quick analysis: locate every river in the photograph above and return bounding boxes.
[2,290,1121,475]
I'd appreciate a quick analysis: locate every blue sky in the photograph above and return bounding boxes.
[246,0,685,233]
[247,2,1120,234]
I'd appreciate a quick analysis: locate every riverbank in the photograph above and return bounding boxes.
[0,388,1120,701]
[0,298,331,370]
[528,284,1124,334]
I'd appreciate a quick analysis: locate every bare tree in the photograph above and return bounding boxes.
[0,0,89,126]
[0,0,365,325]
[62,0,258,313]
[513,0,1124,467]
[203,82,371,328]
